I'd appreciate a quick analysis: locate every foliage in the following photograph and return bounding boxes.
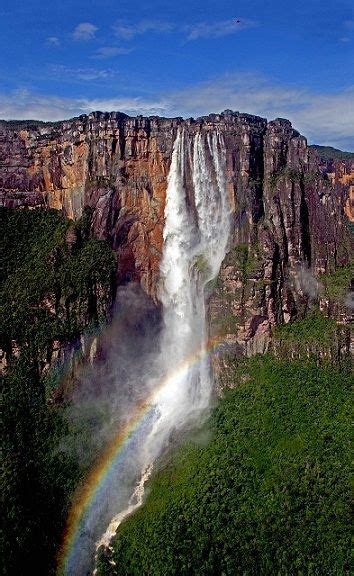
[0,207,116,575]
[0,119,60,130]
[268,168,301,191]
[273,311,338,347]
[226,243,260,280]
[193,254,210,276]
[303,170,322,185]
[321,264,352,301]
[1,208,352,576]
[1,354,82,575]
[309,145,354,161]
[0,207,116,360]
[98,355,352,576]
[272,311,351,369]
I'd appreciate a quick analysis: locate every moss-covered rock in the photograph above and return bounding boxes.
[0,207,116,370]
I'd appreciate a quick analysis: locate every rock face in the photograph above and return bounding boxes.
[0,113,179,298]
[0,111,351,352]
[317,158,354,222]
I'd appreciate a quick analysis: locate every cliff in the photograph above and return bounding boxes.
[0,206,118,376]
[0,111,351,355]
[317,157,354,222]
[1,112,352,576]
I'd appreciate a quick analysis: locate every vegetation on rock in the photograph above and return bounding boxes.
[309,145,354,161]
[1,207,351,576]
[0,207,116,364]
[0,207,116,575]
[271,310,350,368]
[321,264,352,301]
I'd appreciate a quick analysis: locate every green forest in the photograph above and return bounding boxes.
[1,208,352,576]
[309,145,354,161]
[1,208,116,575]
[96,354,352,575]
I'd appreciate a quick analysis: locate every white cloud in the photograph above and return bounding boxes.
[289,86,354,148]
[0,90,167,121]
[113,20,174,39]
[1,74,353,150]
[85,97,168,116]
[47,36,60,46]
[50,65,116,81]
[112,18,256,41]
[163,74,354,149]
[92,46,133,59]
[185,18,257,40]
[0,90,85,121]
[72,22,98,41]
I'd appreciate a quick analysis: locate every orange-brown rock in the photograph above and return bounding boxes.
[321,160,354,222]
[0,111,351,350]
[0,113,180,299]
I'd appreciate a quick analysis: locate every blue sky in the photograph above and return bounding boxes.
[0,0,353,148]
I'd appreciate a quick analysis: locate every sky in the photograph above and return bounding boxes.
[0,0,353,149]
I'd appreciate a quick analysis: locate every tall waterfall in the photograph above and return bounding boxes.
[97,128,231,554]
[62,128,231,575]
[153,128,231,431]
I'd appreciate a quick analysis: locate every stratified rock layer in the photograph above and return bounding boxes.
[0,111,351,352]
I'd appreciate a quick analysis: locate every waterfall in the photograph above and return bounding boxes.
[152,129,231,429]
[96,128,231,556]
[63,128,231,575]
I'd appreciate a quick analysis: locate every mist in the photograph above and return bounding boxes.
[61,128,231,575]
[62,283,162,468]
[294,265,322,300]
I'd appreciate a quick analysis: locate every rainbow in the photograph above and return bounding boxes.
[57,337,225,575]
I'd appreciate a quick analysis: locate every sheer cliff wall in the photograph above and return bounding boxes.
[0,111,351,354]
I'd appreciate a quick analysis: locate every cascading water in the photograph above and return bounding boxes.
[61,128,231,575]
[96,127,231,556]
[152,128,231,431]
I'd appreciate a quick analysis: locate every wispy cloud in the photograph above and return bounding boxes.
[0,90,167,121]
[0,90,86,120]
[166,74,354,149]
[50,65,116,81]
[84,96,168,116]
[185,18,257,40]
[344,20,354,29]
[92,46,133,59]
[339,19,354,42]
[112,18,256,41]
[113,20,174,39]
[72,22,98,41]
[47,36,60,46]
[1,74,353,150]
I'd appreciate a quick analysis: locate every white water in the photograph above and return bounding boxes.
[95,128,231,566]
[151,129,231,432]
[96,464,153,551]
